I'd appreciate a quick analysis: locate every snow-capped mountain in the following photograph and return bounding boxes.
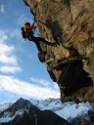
[0,98,94,125]
[30,98,93,120]
[0,98,69,125]
[0,103,11,113]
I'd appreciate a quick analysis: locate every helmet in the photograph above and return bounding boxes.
[24,22,30,26]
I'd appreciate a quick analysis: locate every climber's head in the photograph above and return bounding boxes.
[23,22,31,33]
[24,22,31,27]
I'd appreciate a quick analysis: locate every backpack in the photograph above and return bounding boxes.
[21,27,27,39]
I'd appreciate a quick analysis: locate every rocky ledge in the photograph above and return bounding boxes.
[23,0,94,108]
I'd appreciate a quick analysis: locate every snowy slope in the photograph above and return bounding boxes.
[0,103,11,113]
[0,98,39,124]
[0,98,93,121]
[0,98,69,125]
[30,98,93,120]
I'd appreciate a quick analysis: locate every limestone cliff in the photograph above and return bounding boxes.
[23,0,94,108]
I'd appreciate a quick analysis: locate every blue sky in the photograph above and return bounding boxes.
[0,0,60,103]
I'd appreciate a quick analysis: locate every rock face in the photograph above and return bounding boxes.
[23,0,94,107]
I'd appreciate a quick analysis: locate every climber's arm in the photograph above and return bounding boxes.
[30,22,36,29]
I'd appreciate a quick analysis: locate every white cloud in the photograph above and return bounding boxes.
[0,66,21,74]
[0,44,17,64]
[0,4,4,14]
[53,82,60,90]
[0,75,60,99]
[30,77,50,87]
[0,30,21,74]
[0,31,7,43]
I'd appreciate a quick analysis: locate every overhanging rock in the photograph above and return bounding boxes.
[23,0,94,108]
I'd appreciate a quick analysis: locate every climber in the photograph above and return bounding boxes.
[21,22,56,48]
[21,22,36,39]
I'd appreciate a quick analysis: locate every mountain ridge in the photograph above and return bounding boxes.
[0,98,69,125]
[0,98,94,124]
